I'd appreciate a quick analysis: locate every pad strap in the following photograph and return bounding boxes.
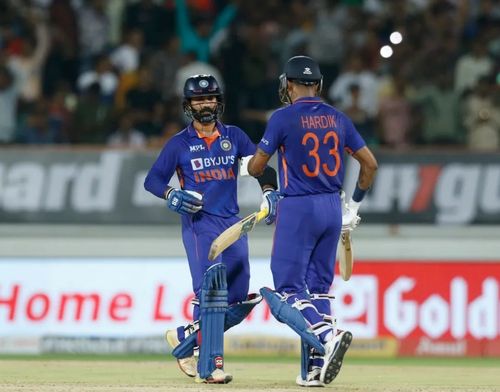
[260,287,324,355]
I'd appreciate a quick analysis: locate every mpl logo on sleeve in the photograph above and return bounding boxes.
[190,158,204,171]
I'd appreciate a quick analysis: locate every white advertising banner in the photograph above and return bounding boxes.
[0,258,282,337]
[1,258,498,347]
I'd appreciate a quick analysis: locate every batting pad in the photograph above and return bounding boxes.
[300,338,310,381]
[260,287,325,355]
[225,293,263,330]
[198,263,228,379]
[172,330,197,359]
[171,293,261,359]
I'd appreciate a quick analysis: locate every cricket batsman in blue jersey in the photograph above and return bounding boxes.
[245,56,378,387]
[144,74,280,384]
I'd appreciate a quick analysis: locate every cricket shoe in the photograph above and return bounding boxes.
[165,329,197,377]
[295,366,325,387]
[195,369,233,384]
[320,330,352,384]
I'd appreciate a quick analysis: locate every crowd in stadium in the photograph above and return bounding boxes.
[0,0,499,149]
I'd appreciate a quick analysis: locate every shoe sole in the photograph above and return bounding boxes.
[195,375,233,384]
[165,330,196,378]
[321,331,352,384]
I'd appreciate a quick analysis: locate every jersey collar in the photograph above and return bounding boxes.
[187,121,225,139]
[293,96,322,104]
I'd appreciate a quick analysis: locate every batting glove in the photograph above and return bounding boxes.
[166,189,203,215]
[260,189,281,225]
[342,199,361,233]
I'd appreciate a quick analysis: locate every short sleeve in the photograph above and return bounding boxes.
[342,115,366,154]
[258,110,283,156]
[235,127,256,157]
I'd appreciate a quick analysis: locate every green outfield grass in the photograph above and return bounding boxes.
[0,355,499,392]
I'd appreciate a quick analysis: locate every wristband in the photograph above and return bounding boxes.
[352,183,367,202]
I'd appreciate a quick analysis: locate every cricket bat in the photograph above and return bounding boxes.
[339,191,354,281]
[339,230,353,281]
[208,208,269,261]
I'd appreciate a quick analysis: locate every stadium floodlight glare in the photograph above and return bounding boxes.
[390,31,403,45]
[380,45,393,58]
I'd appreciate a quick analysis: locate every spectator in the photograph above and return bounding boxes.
[454,39,494,96]
[175,0,237,62]
[377,73,413,148]
[78,0,110,68]
[107,111,146,148]
[0,63,20,143]
[123,0,175,51]
[16,99,65,144]
[7,10,50,105]
[412,71,462,145]
[328,54,380,118]
[77,54,118,104]
[147,36,183,100]
[125,67,163,136]
[72,82,112,144]
[463,75,500,150]
[110,28,144,74]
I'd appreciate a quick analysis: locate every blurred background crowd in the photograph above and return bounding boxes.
[0,0,499,150]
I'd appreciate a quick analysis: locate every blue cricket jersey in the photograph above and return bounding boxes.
[258,97,366,196]
[145,121,255,217]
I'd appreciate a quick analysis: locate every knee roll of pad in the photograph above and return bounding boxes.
[225,293,263,330]
[260,287,324,355]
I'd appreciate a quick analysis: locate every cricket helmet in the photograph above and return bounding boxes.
[279,56,323,104]
[183,74,224,124]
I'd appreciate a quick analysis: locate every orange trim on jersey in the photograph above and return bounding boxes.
[176,167,185,188]
[280,145,288,188]
[296,100,322,103]
[345,146,354,155]
[196,129,221,150]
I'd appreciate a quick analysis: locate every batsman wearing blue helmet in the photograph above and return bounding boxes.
[245,56,378,387]
[144,74,280,384]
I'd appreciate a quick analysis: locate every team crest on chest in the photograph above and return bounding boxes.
[220,139,232,151]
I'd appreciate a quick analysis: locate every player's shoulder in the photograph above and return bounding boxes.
[319,102,352,124]
[267,106,289,123]
[219,122,247,139]
[162,127,189,148]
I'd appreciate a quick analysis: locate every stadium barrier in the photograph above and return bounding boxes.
[0,148,499,224]
[0,258,498,357]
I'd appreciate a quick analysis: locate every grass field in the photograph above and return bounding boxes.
[0,355,499,391]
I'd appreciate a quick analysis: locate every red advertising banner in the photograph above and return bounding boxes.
[335,261,500,357]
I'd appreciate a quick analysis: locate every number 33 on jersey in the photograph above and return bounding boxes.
[258,97,366,196]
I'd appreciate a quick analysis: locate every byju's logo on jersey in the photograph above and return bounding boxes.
[303,67,312,75]
[191,158,204,170]
[190,144,205,152]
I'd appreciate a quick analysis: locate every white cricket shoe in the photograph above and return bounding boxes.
[320,330,352,384]
[195,368,233,384]
[165,329,197,377]
[295,366,325,387]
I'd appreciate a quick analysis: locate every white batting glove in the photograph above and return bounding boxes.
[239,155,252,176]
[342,199,361,233]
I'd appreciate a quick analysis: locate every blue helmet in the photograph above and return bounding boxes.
[183,74,224,124]
[279,56,323,104]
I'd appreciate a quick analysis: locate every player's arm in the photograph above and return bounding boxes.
[240,149,280,225]
[144,140,203,215]
[342,146,378,232]
[352,146,378,192]
[246,148,271,177]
